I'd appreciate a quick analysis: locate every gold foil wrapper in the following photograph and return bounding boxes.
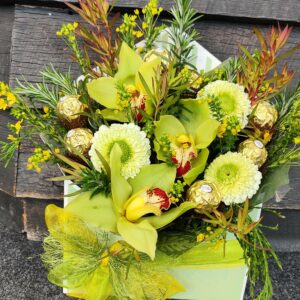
[65,128,93,157]
[252,101,278,129]
[238,139,268,167]
[57,95,88,129]
[187,180,222,213]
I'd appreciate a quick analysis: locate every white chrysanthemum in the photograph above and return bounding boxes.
[205,152,262,205]
[201,80,251,128]
[89,123,151,179]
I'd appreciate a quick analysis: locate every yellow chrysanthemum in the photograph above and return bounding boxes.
[89,123,151,179]
[205,152,262,205]
[201,80,251,128]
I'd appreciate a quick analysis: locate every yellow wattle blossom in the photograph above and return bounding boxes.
[10,120,22,135]
[0,82,16,110]
[197,233,205,242]
[142,22,148,29]
[294,137,300,144]
[263,130,272,143]
[7,134,17,141]
[133,30,143,38]
[27,148,52,173]
[0,98,8,110]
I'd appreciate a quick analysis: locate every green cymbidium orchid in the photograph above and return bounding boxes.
[87,42,161,121]
[154,99,220,184]
[65,144,196,260]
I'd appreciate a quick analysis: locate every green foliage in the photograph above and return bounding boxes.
[77,168,111,198]
[208,95,225,122]
[0,137,22,167]
[168,0,201,70]
[237,224,282,300]
[267,83,300,167]
[157,231,197,257]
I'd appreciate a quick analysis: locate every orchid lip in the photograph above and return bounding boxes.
[125,188,171,222]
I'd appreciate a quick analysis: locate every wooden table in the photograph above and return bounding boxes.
[0,0,299,241]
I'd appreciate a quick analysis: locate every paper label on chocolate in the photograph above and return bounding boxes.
[254,140,264,149]
[67,131,74,138]
[200,184,212,193]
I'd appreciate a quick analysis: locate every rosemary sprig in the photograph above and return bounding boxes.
[167,0,201,70]
[15,78,59,109]
[41,64,78,95]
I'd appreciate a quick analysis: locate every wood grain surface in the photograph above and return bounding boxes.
[0,7,17,197]
[24,0,300,23]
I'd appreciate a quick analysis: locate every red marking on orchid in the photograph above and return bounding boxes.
[147,188,171,211]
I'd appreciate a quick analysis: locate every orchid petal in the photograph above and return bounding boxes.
[115,42,143,83]
[117,217,157,260]
[155,115,186,140]
[65,192,118,232]
[183,148,209,184]
[129,163,176,194]
[195,118,220,149]
[110,144,132,214]
[143,202,197,229]
[179,100,212,137]
[101,108,129,122]
[135,57,161,96]
[87,77,118,109]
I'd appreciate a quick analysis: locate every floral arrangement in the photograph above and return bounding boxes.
[1,0,300,299]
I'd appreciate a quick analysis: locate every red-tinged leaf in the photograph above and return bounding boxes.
[253,27,267,51]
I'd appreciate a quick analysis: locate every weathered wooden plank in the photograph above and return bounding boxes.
[0,6,14,83]
[0,7,17,197]
[22,0,300,24]
[22,197,63,240]
[9,6,82,88]
[16,135,63,199]
[10,5,300,209]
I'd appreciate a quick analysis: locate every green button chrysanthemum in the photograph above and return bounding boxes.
[201,80,251,128]
[205,152,262,205]
[89,123,151,179]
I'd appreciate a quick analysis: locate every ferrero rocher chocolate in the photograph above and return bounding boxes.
[65,128,93,158]
[57,95,88,129]
[187,180,222,213]
[252,101,278,129]
[238,139,268,167]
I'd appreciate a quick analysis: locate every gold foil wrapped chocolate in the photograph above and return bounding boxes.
[252,101,278,129]
[238,139,268,167]
[187,180,222,213]
[65,128,93,158]
[57,95,88,129]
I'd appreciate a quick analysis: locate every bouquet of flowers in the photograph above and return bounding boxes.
[1,0,300,299]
